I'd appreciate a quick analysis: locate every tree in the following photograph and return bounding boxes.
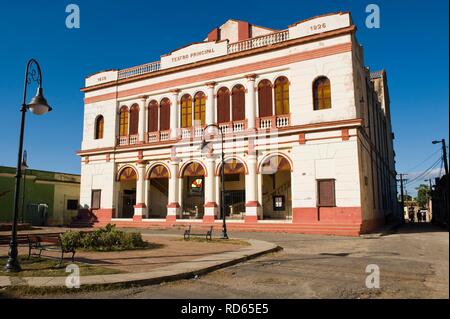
[415,184,430,208]
[398,194,412,202]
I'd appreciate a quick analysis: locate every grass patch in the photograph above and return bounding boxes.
[0,255,125,277]
[0,281,139,298]
[176,237,250,246]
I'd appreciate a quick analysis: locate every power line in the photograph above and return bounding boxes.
[403,148,442,173]
[405,157,442,186]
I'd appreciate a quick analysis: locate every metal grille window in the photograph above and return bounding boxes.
[91,190,101,210]
[67,199,79,210]
[317,179,336,207]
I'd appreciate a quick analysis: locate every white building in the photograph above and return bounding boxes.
[77,12,399,236]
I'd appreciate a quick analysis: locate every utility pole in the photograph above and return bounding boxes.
[443,139,448,176]
[432,139,448,176]
[397,173,408,222]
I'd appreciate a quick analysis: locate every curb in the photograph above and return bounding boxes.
[360,221,402,239]
[0,238,282,289]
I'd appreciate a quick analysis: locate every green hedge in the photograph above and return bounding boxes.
[60,224,148,251]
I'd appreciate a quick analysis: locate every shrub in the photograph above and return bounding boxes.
[60,231,82,251]
[62,224,148,251]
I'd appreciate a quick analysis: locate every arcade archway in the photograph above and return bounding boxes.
[259,154,292,220]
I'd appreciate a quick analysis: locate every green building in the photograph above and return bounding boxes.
[0,166,80,226]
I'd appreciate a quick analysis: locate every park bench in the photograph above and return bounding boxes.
[183,225,213,241]
[0,234,29,246]
[27,234,76,265]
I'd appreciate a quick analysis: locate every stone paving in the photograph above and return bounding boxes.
[0,232,279,288]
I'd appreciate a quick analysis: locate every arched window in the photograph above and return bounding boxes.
[129,104,139,135]
[313,76,331,110]
[119,106,129,136]
[274,76,289,115]
[193,91,206,126]
[147,100,159,133]
[232,84,245,121]
[180,94,192,128]
[160,98,171,131]
[258,79,273,118]
[217,87,230,124]
[94,115,104,139]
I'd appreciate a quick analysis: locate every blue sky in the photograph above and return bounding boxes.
[0,0,448,196]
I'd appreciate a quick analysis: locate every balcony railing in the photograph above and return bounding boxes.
[117,61,161,80]
[115,30,289,80]
[115,115,290,146]
[218,120,248,134]
[147,130,171,143]
[227,30,289,54]
[257,114,291,129]
[117,134,139,146]
[178,126,205,140]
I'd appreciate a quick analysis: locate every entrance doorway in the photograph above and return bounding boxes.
[219,159,246,219]
[260,155,292,220]
[147,164,169,218]
[117,166,137,218]
[181,162,205,219]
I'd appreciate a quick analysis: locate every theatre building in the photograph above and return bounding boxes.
[77,12,399,236]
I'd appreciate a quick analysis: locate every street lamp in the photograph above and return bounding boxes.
[432,139,449,176]
[5,59,52,272]
[199,124,228,239]
[21,150,29,224]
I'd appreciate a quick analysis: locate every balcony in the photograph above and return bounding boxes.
[218,120,247,134]
[115,116,290,147]
[227,30,289,54]
[179,126,205,140]
[117,134,139,146]
[147,130,171,143]
[257,114,290,129]
[117,61,161,80]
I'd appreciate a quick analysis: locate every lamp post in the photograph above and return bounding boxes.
[432,139,448,176]
[21,150,29,224]
[200,124,228,239]
[5,59,52,272]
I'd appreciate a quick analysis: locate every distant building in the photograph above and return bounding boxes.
[431,174,449,228]
[78,12,399,235]
[0,166,80,226]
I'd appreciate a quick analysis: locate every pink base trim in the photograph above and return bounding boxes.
[167,202,180,208]
[166,215,176,222]
[203,215,215,223]
[245,215,258,223]
[133,215,143,222]
[245,201,261,207]
[204,202,218,208]
[133,203,147,209]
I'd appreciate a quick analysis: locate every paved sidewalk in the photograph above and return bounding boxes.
[0,236,279,288]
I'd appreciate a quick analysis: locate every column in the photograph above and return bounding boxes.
[245,154,261,223]
[245,74,257,130]
[205,82,216,125]
[138,96,147,143]
[133,162,147,221]
[170,89,180,139]
[257,172,263,219]
[167,159,180,222]
[203,155,217,222]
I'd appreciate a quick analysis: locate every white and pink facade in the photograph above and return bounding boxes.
[77,12,399,236]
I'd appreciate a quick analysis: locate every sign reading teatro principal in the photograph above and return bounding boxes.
[161,41,228,69]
